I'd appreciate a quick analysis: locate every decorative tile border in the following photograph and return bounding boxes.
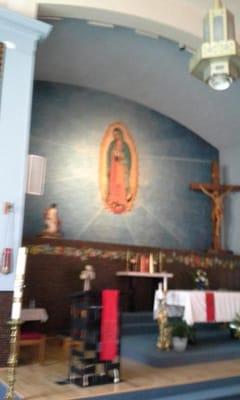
[27,244,240,270]
[162,252,240,270]
[27,244,126,261]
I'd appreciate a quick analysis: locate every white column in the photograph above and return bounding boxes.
[0,8,51,290]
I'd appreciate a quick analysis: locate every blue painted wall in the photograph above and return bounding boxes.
[23,81,218,250]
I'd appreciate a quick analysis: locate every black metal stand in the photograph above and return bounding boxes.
[68,291,120,387]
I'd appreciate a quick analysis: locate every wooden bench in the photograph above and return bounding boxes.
[19,332,46,364]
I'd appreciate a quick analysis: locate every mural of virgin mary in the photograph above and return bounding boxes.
[99,123,138,214]
[106,128,131,213]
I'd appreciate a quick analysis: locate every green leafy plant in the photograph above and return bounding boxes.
[230,312,240,339]
[171,319,190,338]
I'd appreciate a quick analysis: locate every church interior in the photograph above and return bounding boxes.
[1,1,240,399]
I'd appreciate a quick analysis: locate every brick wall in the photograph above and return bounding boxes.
[0,292,12,367]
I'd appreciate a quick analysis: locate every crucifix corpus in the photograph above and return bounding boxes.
[190,160,240,253]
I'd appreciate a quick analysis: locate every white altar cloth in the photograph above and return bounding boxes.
[21,308,48,323]
[154,290,240,325]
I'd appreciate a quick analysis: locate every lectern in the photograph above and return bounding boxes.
[68,290,120,387]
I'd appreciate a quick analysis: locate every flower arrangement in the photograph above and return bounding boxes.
[194,269,209,290]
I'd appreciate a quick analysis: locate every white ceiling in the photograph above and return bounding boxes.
[35,1,240,150]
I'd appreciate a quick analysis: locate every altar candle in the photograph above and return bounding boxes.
[149,253,154,274]
[163,277,167,292]
[159,252,163,272]
[11,302,21,321]
[126,250,130,271]
[11,247,27,320]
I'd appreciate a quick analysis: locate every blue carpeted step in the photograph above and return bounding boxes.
[121,312,157,335]
[121,311,154,324]
[80,377,240,400]
[122,322,158,335]
[156,384,240,399]
[121,312,232,337]
[121,331,240,367]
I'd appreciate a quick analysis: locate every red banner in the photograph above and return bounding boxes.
[99,289,119,361]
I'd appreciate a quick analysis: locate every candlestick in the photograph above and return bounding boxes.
[5,247,28,400]
[156,286,171,351]
[4,320,21,400]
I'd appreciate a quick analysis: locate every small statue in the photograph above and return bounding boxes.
[80,265,96,291]
[40,203,62,238]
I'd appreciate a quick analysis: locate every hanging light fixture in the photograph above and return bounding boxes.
[189,0,240,91]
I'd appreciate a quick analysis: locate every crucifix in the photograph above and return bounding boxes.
[79,265,96,291]
[190,160,240,253]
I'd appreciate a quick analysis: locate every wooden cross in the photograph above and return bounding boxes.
[190,160,240,252]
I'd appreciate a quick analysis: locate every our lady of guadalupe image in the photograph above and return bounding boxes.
[99,122,138,214]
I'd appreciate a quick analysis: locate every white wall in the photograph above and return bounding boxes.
[221,145,240,254]
[0,0,204,48]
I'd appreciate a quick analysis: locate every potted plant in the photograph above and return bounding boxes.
[171,319,189,352]
[230,312,240,339]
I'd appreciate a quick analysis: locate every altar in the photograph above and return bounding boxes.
[154,290,240,325]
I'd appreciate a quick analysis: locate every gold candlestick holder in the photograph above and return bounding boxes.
[4,247,27,400]
[5,319,21,400]
[157,290,171,351]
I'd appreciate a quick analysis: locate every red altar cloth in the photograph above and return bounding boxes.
[205,292,215,322]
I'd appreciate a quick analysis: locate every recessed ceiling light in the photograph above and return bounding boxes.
[135,29,159,40]
[40,16,62,21]
[87,20,114,28]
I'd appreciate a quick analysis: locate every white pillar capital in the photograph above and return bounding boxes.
[0,7,51,53]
